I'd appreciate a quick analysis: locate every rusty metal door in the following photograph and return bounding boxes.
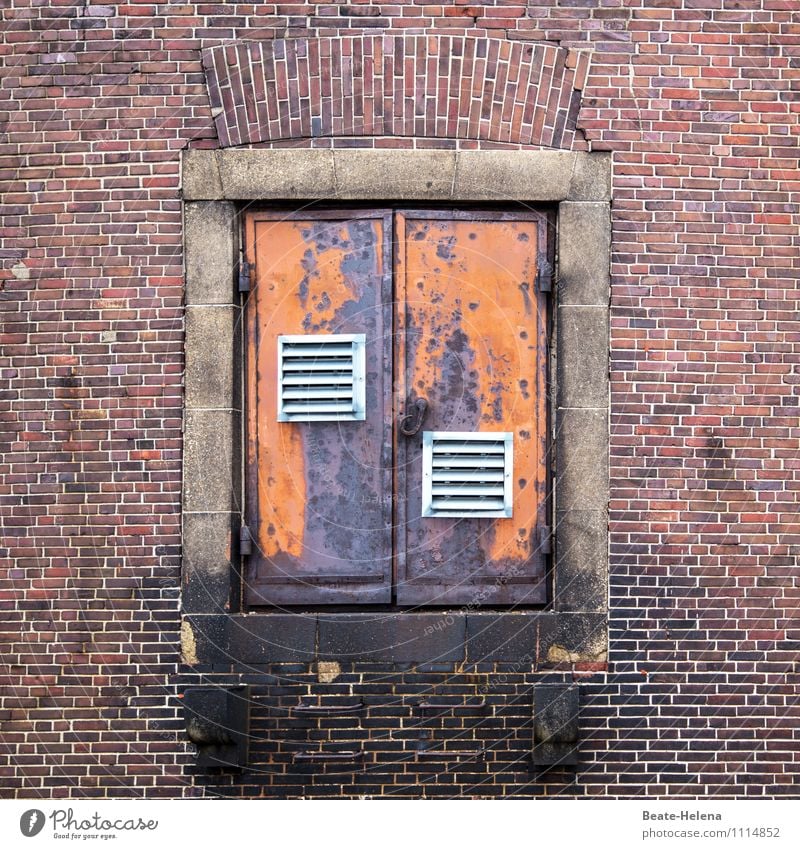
[244,211,393,605]
[394,211,549,606]
[244,208,549,607]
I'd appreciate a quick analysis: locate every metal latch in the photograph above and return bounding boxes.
[399,397,429,437]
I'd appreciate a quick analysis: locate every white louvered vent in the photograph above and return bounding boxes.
[422,432,514,518]
[277,334,366,422]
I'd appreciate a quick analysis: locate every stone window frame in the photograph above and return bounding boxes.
[180,148,610,668]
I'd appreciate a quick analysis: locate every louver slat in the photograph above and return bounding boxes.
[431,470,505,482]
[432,485,505,496]
[422,432,514,518]
[282,360,353,371]
[277,334,366,422]
[431,498,508,511]
[282,343,354,357]
[282,389,354,400]
[281,375,354,385]
[431,457,504,468]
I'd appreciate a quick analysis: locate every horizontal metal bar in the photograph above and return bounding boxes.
[293,750,365,763]
[292,702,365,716]
[279,333,363,344]
[418,699,487,711]
[416,749,485,759]
[458,575,538,584]
[257,574,385,583]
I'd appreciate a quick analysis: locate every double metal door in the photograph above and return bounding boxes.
[244,209,549,607]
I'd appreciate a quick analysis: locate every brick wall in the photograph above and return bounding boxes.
[1,1,799,798]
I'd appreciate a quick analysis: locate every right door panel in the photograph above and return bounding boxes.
[395,211,550,606]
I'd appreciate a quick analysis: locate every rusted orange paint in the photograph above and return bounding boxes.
[249,220,308,559]
[249,219,385,559]
[403,218,543,566]
[245,213,392,604]
[246,209,546,606]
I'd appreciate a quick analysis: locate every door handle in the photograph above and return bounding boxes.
[399,397,429,437]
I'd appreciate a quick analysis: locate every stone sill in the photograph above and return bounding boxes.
[182,611,608,666]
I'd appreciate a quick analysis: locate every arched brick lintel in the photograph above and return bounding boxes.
[202,36,589,149]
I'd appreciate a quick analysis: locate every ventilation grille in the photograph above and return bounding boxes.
[277,334,366,422]
[422,432,513,518]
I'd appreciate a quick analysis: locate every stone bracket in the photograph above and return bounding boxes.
[533,685,580,767]
[183,684,250,770]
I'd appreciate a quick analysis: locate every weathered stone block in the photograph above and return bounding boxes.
[183,410,235,513]
[184,201,237,305]
[567,152,612,201]
[227,614,318,664]
[454,150,573,201]
[334,150,456,200]
[465,614,538,663]
[182,513,235,614]
[558,202,610,306]
[557,305,609,409]
[537,612,607,664]
[182,614,229,666]
[182,150,223,200]
[183,684,250,769]
[318,613,466,662]
[533,685,580,766]
[556,408,609,513]
[219,149,336,199]
[554,509,608,613]
[184,306,237,410]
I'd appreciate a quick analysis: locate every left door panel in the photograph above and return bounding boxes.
[244,211,393,605]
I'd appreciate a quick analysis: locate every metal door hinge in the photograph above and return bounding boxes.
[238,259,251,293]
[536,256,553,293]
[538,525,552,555]
[239,524,252,556]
